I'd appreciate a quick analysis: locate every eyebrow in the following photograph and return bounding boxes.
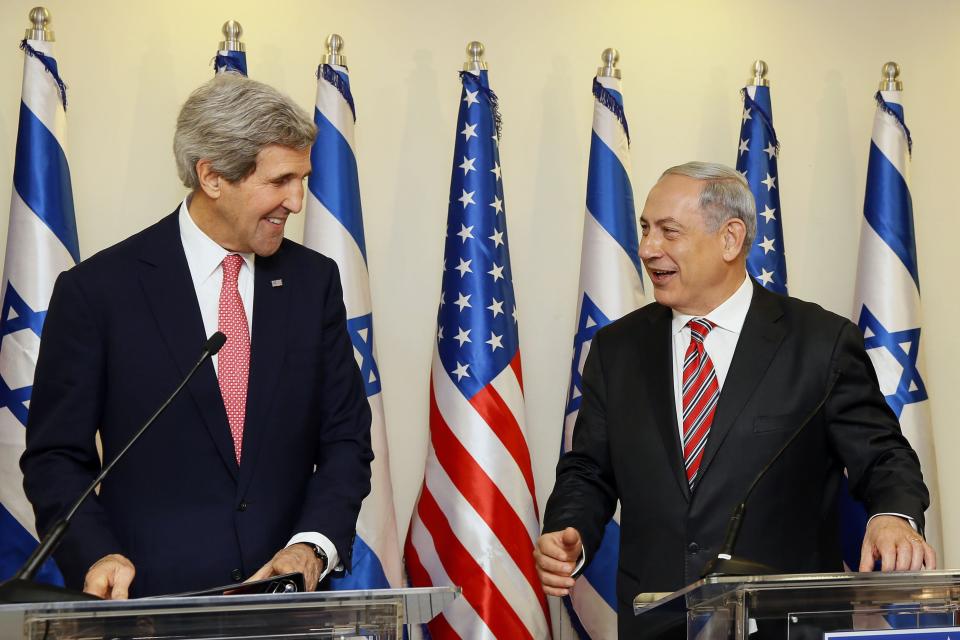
[639,216,684,227]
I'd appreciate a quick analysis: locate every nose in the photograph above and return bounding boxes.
[285,179,306,214]
[639,230,659,262]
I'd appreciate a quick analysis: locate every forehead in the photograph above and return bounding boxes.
[641,174,704,221]
[254,144,312,175]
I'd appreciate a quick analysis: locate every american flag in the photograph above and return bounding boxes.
[735,82,787,293]
[0,32,78,584]
[404,69,550,639]
[303,56,403,589]
[847,81,943,566]
[560,69,644,639]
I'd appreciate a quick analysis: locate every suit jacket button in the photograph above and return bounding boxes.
[238,501,247,512]
[231,569,243,582]
[688,542,700,555]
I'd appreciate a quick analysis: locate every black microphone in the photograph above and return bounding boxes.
[701,369,842,578]
[0,332,226,604]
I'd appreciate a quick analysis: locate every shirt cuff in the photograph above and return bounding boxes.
[286,532,341,582]
[571,548,586,576]
[868,513,919,532]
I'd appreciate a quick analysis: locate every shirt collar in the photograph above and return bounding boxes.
[178,197,255,286]
[671,273,754,336]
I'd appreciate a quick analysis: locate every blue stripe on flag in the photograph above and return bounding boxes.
[0,502,63,585]
[581,519,620,610]
[12,102,80,263]
[308,108,367,260]
[864,141,919,289]
[329,534,390,590]
[585,131,642,277]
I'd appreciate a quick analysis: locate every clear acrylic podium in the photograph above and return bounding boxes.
[0,586,458,639]
[634,570,960,638]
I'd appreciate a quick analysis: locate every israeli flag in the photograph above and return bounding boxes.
[0,39,79,584]
[561,72,644,639]
[303,62,402,589]
[849,89,943,564]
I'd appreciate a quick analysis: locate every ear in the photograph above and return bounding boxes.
[195,159,222,199]
[720,218,748,262]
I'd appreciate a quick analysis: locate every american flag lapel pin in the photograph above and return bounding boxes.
[271,279,283,288]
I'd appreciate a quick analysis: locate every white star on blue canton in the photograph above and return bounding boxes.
[437,326,444,340]
[454,292,472,310]
[486,332,503,351]
[760,205,776,223]
[738,138,750,155]
[451,361,470,381]
[491,163,501,180]
[742,108,752,123]
[759,236,775,254]
[764,142,777,159]
[757,268,774,286]
[454,258,472,277]
[454,327,472,346]
[762,173,777,191]
[490,195,503,214]
[459,156,477,175]
[489,228,504,247]
[457,223,474,243]
[458,189,476,208]
[461,122,478,140]
[487,297,504,317]
[463,89,480,107]
[488,262,504,282]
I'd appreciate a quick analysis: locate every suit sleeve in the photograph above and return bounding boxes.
[293,261,373,571]
[542,330,619,567]
[20,269,124,586]
[826,320,929,531]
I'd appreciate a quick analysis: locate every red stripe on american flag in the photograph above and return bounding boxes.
[417,485,533,640]
[510,351,524,391]
[469,382,538,509]
[403,539,460,640]
[429,383,550,623]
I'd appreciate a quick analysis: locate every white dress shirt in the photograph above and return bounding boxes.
[178,199,340,580]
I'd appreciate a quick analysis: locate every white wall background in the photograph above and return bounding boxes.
[1,0,958,569]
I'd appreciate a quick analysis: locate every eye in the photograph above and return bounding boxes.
[639,224,649,236]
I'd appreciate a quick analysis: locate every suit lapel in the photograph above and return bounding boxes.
[137,211,238,481]
[697,283,786,481]
[644,305,691,501]
[237,247,289,495]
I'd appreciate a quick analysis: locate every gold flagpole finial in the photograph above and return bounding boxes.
[463,41,487,73]
[220,20,245,52]
[597,48,621,79]
[26,7,54,42]
[879,62,902,91]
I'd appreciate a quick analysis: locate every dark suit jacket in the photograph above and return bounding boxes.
[542,282,929,638]
[21,210,373,597]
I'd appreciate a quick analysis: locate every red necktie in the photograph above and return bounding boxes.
[218,254,250,464]
[682,318,719,486]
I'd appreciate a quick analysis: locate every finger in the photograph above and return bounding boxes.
[110,564,135,600]
[908,541,924,572]
[538,571,576,589]
[894,540,913,571]
[858,541,876,572]
[83,571,110,598]
[878,539,897,572]
[535,552,576,577]
[244,562,273,583]
[560,527,581,549]
[924,543,937,570]
[540,534,581,563]
[542,585,571,597]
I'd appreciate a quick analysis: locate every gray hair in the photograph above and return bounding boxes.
[173,73,317,189]
[661,161,757,252]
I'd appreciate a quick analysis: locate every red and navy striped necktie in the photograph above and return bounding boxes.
[682,318,719,487]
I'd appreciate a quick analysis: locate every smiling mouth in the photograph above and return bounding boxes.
[264,216,285,226]
[647,268,677,284]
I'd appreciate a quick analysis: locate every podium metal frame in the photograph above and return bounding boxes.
[0,585,458,639]
[635,570,960,638]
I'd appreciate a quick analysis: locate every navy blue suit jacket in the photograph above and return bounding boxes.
[21,210,373,597]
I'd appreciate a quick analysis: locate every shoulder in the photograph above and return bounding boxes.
[761,286,854,336]
[594,299,669,345]
[65,212,180,283]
